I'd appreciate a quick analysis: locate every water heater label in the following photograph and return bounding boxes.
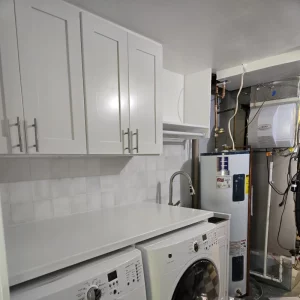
[216,176,231,189]
[230,240,247,256]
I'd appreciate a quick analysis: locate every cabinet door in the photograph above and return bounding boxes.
[81,12,129,154]
[128,34,163,155]
[0,0,25,154]
[14,0,86,154]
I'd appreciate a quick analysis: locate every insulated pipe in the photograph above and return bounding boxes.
[264,160,273,277]
[192,139,199,209]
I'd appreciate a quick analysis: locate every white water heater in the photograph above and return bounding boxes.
[200,151,250,297]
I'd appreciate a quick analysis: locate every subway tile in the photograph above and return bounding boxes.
[71,194,87,214]
[50,159,69,179]
[100,157,131,175]
[156,155,165,170]
[9,182,33,204]
[7,158,31,182]
[147,187,157,201]
[70,177,86,196]
[146,157,157,170]
[87,193,101,211]
[53,197,71,217]
[134,157,146,172]
[1,203,11,226]
[68,158,87,178]
[101,191,115,208]
[51,179,71,199]
[156,170,165,183]
[147,171,157,188]
[85,159,101,176]
[165,156,183,170]
[34,201,53,221]
[0,159,9,183]
[100,175,119,191]
[0,183,10,203]
[30,158,51,180]
[33,180,51,201]
[11,202,34,223]
[136,189,147,203]
[86,177,101,194]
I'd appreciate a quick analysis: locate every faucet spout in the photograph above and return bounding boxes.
[168,171,196,206]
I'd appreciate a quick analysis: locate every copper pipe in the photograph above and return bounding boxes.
[191,139,199,209]
[215,85,219,149]
[221,82,226,99]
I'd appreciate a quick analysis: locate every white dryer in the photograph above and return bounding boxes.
[137,222,222,300]
[10,247,147,300]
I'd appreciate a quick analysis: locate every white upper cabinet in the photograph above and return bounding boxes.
[14,0,86,154]
[0,0,25,154]
[128,34,163,155]
[81,12,129,154]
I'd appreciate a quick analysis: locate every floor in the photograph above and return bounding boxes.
[250,279,300,300]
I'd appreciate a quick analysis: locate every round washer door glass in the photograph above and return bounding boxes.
[172,259,219,300]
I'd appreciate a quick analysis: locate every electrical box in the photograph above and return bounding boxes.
[248,103,297,148]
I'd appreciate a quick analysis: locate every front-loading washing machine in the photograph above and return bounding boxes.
[10,247,147,300]
[136,222,224,300]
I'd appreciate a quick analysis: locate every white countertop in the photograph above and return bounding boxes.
[5,203,213,286]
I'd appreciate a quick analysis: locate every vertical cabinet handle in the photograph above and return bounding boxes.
[25,118,39,152]
[32,118,39,152]
[10,117,23,152]
[122,128,131,153]
[131,129,139,153]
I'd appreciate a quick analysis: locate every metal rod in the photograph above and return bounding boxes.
[192,139,199,209]
[264,160,273,277]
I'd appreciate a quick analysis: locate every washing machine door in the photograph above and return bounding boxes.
[171,259,219,300]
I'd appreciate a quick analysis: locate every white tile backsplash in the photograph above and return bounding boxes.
[34,201,53,221]
[33,180,52,201]
[9,182,33,204]
[53,197,71,217]
[71,194,87,213]
[86,177,101,194]
[11,202,34,223]
[0,145,186,225]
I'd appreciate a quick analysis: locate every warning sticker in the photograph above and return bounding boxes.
[230,240,247,256]
[216,176,231,189]
[245,175,250,195]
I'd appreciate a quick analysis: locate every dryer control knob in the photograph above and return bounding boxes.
[87,286,102,300]
[193,242,199,252]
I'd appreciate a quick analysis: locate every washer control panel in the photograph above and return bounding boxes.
[188,229,218,253]
[74,256,144,300]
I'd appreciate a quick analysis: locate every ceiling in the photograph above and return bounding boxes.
[65,0,300,75]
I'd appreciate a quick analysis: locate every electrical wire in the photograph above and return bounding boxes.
[228,69,245,150]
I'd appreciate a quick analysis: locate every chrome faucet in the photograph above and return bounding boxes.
[168,171,196,206]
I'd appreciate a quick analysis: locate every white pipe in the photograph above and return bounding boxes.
[264,160,273,276]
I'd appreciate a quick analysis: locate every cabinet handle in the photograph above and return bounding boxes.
[11,117,23,152]
[122,128,131,153]
[26,118,39,152]
[131,129,139,153]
